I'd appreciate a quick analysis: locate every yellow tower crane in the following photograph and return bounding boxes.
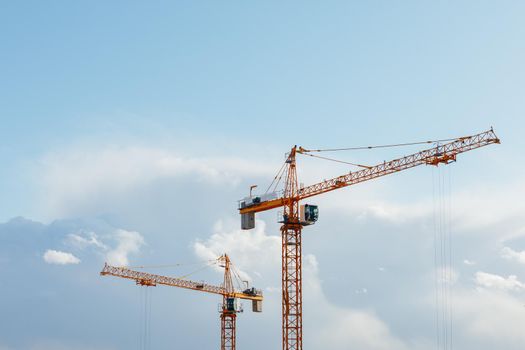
[238,128,500,350]
[100,254,263,350]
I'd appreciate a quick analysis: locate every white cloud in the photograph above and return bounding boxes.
[194,219,413,350]
[463,259,476,266]
[437,266,459,285]
[67,231,107,250]
[37,146,274,219]
[194,219,280,284]
[502,246,525,264]
[475,271,525,291]
[317,177,525,241]
[105,229,145,266]
[43,250,81,265]
[437,181,525,236]
[312,309,408,350]
[64,229,145,266]
[356,201,432,224]
[303,253,410,350]
[453,288,525,347]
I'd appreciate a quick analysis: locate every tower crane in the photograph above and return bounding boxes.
[238,128,500,350]
[100,254,263,350]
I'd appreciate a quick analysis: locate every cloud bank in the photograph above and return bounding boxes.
[105,229,145,266]
[193,219,413,350]
[475,271,525,291]
[43,250,81,265]
[36,146,274,219]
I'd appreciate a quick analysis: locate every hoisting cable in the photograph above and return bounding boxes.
[298,152,372,169]
[447,166,454,350]
[432,165,454,350]
[138,285,153,350]
[146,287,153,350]
[432,167,441,350]
[231,263,248,291]
[444,166,454,350]
[138,287,143,350]
[271,173,285,194]
[176,260,219,280]
[126,259,218,270]
[438,168,449,350]
[300,137,459,153]
[265,160,288,194]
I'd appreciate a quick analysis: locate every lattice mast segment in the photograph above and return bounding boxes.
[281,146,303,349]
[220,254,236,350]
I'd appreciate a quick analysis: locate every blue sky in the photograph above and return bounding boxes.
[1,1,524,221]
[1,2,525,350]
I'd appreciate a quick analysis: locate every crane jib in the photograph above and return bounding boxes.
[238,129,499,215]
[100,264,263,301]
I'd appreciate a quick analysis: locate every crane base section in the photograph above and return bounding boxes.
[282,224,303,350]
[221,313,236,350]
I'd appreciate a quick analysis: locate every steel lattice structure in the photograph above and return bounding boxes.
[221,313,236,350]
[239,128,500,350]
[101,255,263,350]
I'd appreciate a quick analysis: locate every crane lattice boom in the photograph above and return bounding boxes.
[298,128,500,199]
[239,128,500,215]
[100,263,263,301]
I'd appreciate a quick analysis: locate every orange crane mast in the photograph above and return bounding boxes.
[238,128,500,350]
[100,254,263,350]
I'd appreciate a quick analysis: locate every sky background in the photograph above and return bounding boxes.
[1,1,525,350]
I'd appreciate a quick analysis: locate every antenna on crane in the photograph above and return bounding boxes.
[249,185,258,197]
